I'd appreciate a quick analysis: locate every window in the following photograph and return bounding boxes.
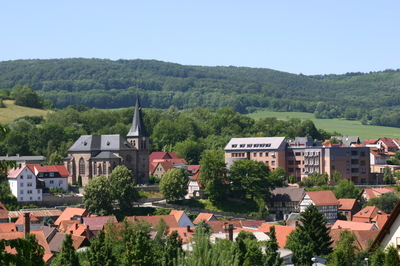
[93,162,97,175]
[38,197,41,200]
[231,144,237,148]
[240,144,245,148]
[247,144,252,148]
[360,160,366,166]
[37,190,40,194]
[30,197,32,200]
[49,172,54,177]
[360,151,366,157]
[27,175,32,179]
[351,168,359,173]
[288,168,294,172]
[259,152,263,157]
[295,152,301,156]
[79,158,85,175]
[27,190,32,194]
[331,157,335,161]
[295,161,301,165]
[346,161,350,165]
[103,162,107,175]
[20,197,23,201]
[20,183,24,187]
[346,169,350,173]
[271,161,275,166]
[288,160,294,165]
[253,153,257,157]
[50,180,54,184]
[27,182,32,187]
[265,152,269,157]
[351,151,358,156]
[346,152,350,156]
[351,159,359,164]
[331,166,335,170]
[20,175,23,179]
[361,168,366,173]
[265,161,269,165]
[20,190,24,194]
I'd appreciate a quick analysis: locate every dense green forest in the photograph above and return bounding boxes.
[1,58,400,127]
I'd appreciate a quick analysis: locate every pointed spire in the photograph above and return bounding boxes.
[127,94,149,137]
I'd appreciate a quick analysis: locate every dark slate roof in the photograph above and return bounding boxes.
[68,135,134,152]
[92,151,121,160]
[127,95,149,137]
[271,187,305,202]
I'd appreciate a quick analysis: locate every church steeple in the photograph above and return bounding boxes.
[127,94,149,137]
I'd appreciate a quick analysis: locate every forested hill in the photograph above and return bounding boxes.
[1,58,400,127]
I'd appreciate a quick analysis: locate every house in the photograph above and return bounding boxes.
[359,188,395,204]
[338,198,361,221]
[266,187,305,220]
[187,171,205,198]
[49,233,91,253]
[187,165,200,176]
[125,215,179,228]
[377,137,398,153]
[370,201,400,252]
[352,206,387,223]
[331,220,378,231]
[299,191,339,223]
[64,95,150,186]
[168,226,195,243]
[330,229,379,252]
[193,213,218,224]
[83,216,118,236]
[151,161,175,178]
[7,164,43,202]
[169,210,194,227]
[258,223,296,249]
[54,207,89,226]
[331,136,361,147]
[0,202,9,223]
[149,151,189,178]
[27,164,69,191]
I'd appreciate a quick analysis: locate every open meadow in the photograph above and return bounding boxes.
[0,100,52,124]
[247,110,400,141]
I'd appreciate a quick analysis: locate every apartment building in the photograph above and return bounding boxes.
[225,136,372,184]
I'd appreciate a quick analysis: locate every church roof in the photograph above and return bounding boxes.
[92,151,121,159]
[68,135,134,152]
[127,95,149,137]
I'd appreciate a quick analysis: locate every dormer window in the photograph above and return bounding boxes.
[240,144,245,148]
[231,144,237,148]
[247,144,253,148]
[254,144,260,147]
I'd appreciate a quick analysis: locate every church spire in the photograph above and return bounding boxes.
[127,94,149,137]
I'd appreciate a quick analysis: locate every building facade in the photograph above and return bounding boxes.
[8,165,43,202]
[64,95,150,186]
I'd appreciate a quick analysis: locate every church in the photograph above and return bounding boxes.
[64,95,149,186]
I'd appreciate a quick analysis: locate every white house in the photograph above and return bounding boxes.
[27,164,69,191]
[299,190,339,224]
[8,165,43,202]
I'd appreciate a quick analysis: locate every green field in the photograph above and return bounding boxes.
[247,110,400,141]
[0,100,52,124]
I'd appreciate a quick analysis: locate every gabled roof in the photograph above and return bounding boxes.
[127,94,149,137]
[371,214,390,229]
[377,137,397,149]
[364,139,378,145]
[126,215,179,228]
[49,233,91,252]
[193,213,217,224]
[54,207,88,225]
[152,158,188,165]
[92,151,121,160]
[338,199,358,210]
[305,191,339,206]
[271,187,305,202]
[68,135,134,152]
[330,229,379,251]
[153,162,175,173]
[0,202,8,220]
[83,216,118,231]
[258,224,296,248]
[187,165,200,175]
[7,164,35,179]
[0,223,17,232]
[26,164,69,177]
[168,227,194,243]
[205,220,243,234]
[331,220,378,231]
[169,210,184,221]
[240,220,265,229]
[149,152,179,162]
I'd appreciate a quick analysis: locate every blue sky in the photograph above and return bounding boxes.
[1,1,399,75]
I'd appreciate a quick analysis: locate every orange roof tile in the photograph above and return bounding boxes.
[168,227,194,243]
[14,213,40,224]
[257,224,296,248]
[331,220,378,231]
[26,164,69,177]
[338,199,358,210]
[353,206,386,220]
[54,207,88,225]
[371,214,390,229]
[0,223,17,232]
[206,220,243,234]
[0,202,8,220]
[169,210,184,221]
[306,191,339,206]
[193,213,217,224]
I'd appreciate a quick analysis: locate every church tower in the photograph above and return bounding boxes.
[127,94,150,184]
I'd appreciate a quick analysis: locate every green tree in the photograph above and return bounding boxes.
[0,234,45,266]
[199,149,228,202]
[51,234,79,266]
[383,166,394,184]
[285,228,314,266]
[363,192,399,214]
[329,230,358,266]
[263,226,282,266]
[384,244,399,266]
[334,179,360,199]
[11,84,43,109]
[159,168,188,201]
[370,247,385,266]
[87,230,115,266]
[109,165,139,213]
[229,160,275,200]
[163,230,183,266]
[122,230,154,266]
[286,204,332,260]
[332,170,341,183]
[83,175,113,215]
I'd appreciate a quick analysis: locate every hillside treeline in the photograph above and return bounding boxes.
[0,106,339,165]
[1,58,400,127]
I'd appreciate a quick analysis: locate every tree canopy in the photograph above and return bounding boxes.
[159,168,188,201]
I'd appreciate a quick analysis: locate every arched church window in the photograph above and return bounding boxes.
[93,162,97,176]
[140,137,146,149]
[103,162,107,175]
[79,158,85,175]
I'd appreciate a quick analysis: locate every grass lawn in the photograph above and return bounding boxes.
[172,198,258,215]
[0,100,52,124]
[247,110,400,141]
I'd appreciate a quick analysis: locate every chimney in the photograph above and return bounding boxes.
[228,224,234,241]
[24,213,30,237]
[70,230,73,235]
[338,224,342,229]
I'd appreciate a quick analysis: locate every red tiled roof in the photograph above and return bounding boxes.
[338,199,357,210]
[54,207,88,225]
[240,220,265,229]
[378,138,397,148]
[187,165,200,174]
[330,229,379,251]
[126,215,179,228]
[306,191,339,206]
[168,227,194,243]
[206,220,243,234]
[371,214,390,229]
[14,213,40,224]
[353,206,386,220]
[258,224,296,248]
[331,220,377,231]
[372,187,394,194]
[364,139,378,145]
[0,223,17,232]
[27,164,69,177]
[169,210,184,221]
[83,216,118,231]
[193,213,217,224]
[149,152,179,162]
[7,165,33,179]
